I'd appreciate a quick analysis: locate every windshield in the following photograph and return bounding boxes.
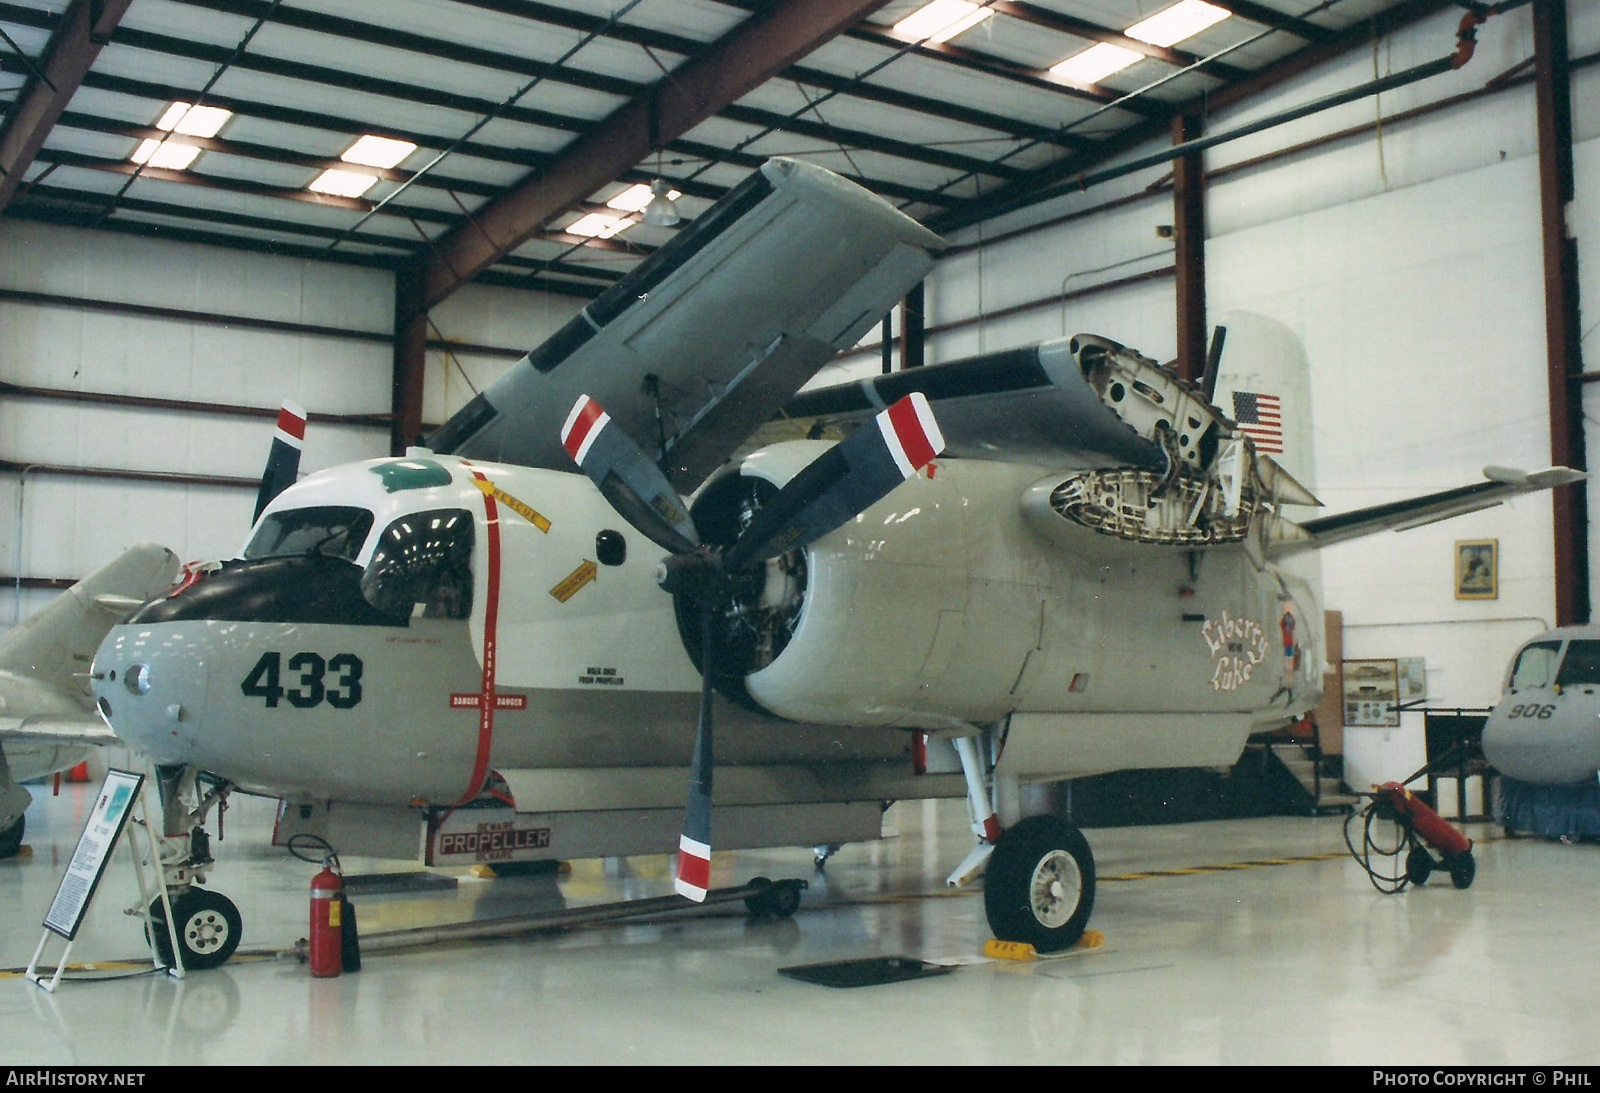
[244,506,374,562]
[1556,640,1600,687]
[1510,640,1563,691]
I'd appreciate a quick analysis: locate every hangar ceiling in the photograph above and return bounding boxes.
[0,0,1448,303]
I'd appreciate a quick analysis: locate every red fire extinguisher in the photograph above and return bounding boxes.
[309,864,344,978]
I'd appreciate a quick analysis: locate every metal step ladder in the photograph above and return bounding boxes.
[1268,742,1358,815]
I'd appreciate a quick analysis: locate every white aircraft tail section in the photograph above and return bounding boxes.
[1209,311,1318,521]
[0,544,178,701]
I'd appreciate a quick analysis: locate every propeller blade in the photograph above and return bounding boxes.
[253,400,306,523]
[724,392,945,571]
[674,597,716,902]
[561,395,699,554]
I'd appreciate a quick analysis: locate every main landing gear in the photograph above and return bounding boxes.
[948,732,1099,953]
[983,815,1097,952]
[149,765,241,970]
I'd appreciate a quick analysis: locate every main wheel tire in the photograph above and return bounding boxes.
[983,815,1096,953]
[1448,852,1476,890]
[147,889,241,971]
[1405,845,1434,886]
[0,813,23,859]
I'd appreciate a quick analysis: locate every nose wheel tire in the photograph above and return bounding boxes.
[983,815,1096,953]
[147,889,242,971]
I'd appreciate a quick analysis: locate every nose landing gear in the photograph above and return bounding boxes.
[148,765,241,970]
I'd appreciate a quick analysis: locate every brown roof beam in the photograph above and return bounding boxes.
[1207,1,1333,42]
[0,0,133,209]
[419,0,894,309]
[1206,0,1453,112]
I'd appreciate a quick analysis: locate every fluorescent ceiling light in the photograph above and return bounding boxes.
[130,139,201,171]
[309,169,379,198]
[893,0,994,44]
[155,101,231,138]
[1125,0,1231,48]
[566,212,631,239]
[341,134,417,170]
[606,182,682,213]
[1050,42,1142,85]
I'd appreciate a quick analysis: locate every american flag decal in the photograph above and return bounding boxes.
[1232,391,1283,454]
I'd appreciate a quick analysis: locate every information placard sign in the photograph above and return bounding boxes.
[42,769,144,940]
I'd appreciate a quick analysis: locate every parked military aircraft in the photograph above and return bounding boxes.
[84,157,1581,969]
[0,543,178,856]
[1481,627,1600,837]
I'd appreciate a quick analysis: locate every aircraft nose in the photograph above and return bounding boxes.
[92,624,209,764]
[1482,705,1600,785]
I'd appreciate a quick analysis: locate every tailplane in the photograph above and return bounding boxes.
[0,544,179,701]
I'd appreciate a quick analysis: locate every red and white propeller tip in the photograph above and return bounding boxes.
[560,394,609,466]
[878,391,944,478]
[674,835,712,902]
[274,400,307,449]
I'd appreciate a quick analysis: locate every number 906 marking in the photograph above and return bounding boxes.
[1507,703,1556,720]
[241,652,363,709]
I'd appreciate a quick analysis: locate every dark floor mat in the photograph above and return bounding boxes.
[778,955,954,988]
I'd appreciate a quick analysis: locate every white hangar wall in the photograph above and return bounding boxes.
[0,218,579,633]
[835,3,1600,785]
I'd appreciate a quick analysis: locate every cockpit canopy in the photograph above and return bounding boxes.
[359,509,474,620]
[1508,637,1600,692]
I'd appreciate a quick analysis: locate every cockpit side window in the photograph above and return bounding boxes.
[1556,640,1600,687]
[361,509,474,620]
[1510,640,1563,691]
[245,506,374,562]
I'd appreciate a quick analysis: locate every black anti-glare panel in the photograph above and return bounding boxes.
[778,956,954,989]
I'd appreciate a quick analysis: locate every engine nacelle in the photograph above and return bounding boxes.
[678,443,1058,731]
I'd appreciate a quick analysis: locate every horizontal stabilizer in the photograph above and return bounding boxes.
[428,158,945,492]
[1270,466,1585,555]
[0,714,118,746]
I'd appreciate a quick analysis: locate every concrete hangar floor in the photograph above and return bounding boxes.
[1,784,1595,1067]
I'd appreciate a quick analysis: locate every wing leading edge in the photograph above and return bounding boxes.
[428,158,946,493]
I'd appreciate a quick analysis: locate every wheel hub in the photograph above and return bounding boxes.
[184,908,231,954]
[1029,849,1082,929]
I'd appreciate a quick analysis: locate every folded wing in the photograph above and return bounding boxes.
[428,158,946,493]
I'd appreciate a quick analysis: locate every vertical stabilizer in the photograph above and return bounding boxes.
[1209,311,1318,520]
[0,544,179,702]
[1208,312,1326,695]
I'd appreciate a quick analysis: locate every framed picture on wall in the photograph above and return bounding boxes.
[1343,659,1401,727]
[1455,539,1498,600]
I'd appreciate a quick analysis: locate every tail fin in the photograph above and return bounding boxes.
[1209,311,1317,520]
[0,544,179,701]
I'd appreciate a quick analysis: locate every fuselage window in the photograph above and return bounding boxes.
[1509,640,1563,692]
[244,506,374,562]
[361,509,474,620]
[1556,640,1600,687]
